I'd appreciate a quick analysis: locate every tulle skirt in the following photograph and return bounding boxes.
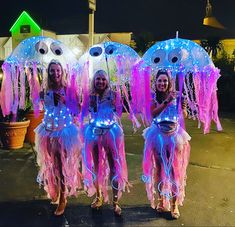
[82,123,129,202]
[35,123,82,200]
[142,123,191,210]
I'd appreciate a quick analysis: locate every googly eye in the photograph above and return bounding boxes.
[89,46,103,57]
[35,41,48,55]
[50,42,63,56]
[168,48,182,64]
[151,49,166,65]
[105,44,117,55]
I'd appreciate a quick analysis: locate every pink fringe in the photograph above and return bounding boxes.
[32,63,41,117]
[115,56,124,118]
[1,63,14,116]
[130,63,152,127]
[19,64,26,109]
[122,83,141,131]
[142,125,191,209]
[12,66,19,115]
[35,124,82,200]
[66,69,80,116]
[194,67,222,134]
[80,61,90,121]
[82,124,129,203]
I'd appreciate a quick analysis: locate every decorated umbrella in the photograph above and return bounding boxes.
[1,36,81,119]
[78,41,141,128]
[136,36,222,134]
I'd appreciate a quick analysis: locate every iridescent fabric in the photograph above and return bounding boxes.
[82,90,129,202]
[142,101,191,210]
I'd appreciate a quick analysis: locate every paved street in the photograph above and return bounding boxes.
[0,114,235,226]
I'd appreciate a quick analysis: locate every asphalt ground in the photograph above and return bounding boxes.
[0,113,235,226]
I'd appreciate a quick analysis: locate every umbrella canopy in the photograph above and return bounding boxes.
[78,41,140,85]
[5,36,78,69]
[142,38,214,74]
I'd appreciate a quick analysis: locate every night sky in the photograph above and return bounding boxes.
[1,0,235,40]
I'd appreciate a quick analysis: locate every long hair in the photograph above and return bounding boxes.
[47,60,66,90]
[90,69,110,94]
[154,70,173,103]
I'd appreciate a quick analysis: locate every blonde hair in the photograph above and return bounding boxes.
[47,60,66,90]
[91,70,110,93]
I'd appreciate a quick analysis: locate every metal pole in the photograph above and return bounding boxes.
[88,9,94,47]
[88,0,96,47]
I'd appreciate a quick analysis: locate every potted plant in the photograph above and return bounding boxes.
[0,64,40,149]
[0,104,30,150]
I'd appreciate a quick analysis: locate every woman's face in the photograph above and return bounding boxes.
[48,63,63,85]
[94,73,108,91]
[155,74,169,92]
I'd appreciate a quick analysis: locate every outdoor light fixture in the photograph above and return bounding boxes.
[203,0,225,29]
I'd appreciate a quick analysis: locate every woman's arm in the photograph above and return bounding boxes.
[151,101,168,118]
[181,98,188,118]
[151,91,176,118]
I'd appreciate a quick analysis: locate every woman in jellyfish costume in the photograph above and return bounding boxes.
[142,69,190,219]
[82,69,129,216]
[137,37,222,219]
[35,60,82,216]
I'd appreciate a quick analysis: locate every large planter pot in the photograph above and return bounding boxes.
[25,110,44,144]
[0,120,30,149]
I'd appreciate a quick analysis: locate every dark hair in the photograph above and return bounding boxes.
[154,69,172,103]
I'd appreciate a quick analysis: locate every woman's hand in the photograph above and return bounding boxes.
[165,91,177,103]
[53,92,66,105]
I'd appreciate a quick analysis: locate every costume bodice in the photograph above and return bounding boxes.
[153,97,179,133]
[153,98,179,124]
[89,90,117,128]
[43,88,73,131]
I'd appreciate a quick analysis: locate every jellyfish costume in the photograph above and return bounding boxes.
[138,37,222,209]
[35,83,82,200]
[0,36,83,200]
[79,42,140,202]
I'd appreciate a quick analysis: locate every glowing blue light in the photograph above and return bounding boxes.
[141,175,150,183]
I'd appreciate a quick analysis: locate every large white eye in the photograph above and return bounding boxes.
[168,48,182,64]
[50,42,63,56]
[151,49,166,65]
[35,41,48,55]
[89,46,103,57]
[105,44,117,55]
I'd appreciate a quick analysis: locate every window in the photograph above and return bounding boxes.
[20,25,30,33]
